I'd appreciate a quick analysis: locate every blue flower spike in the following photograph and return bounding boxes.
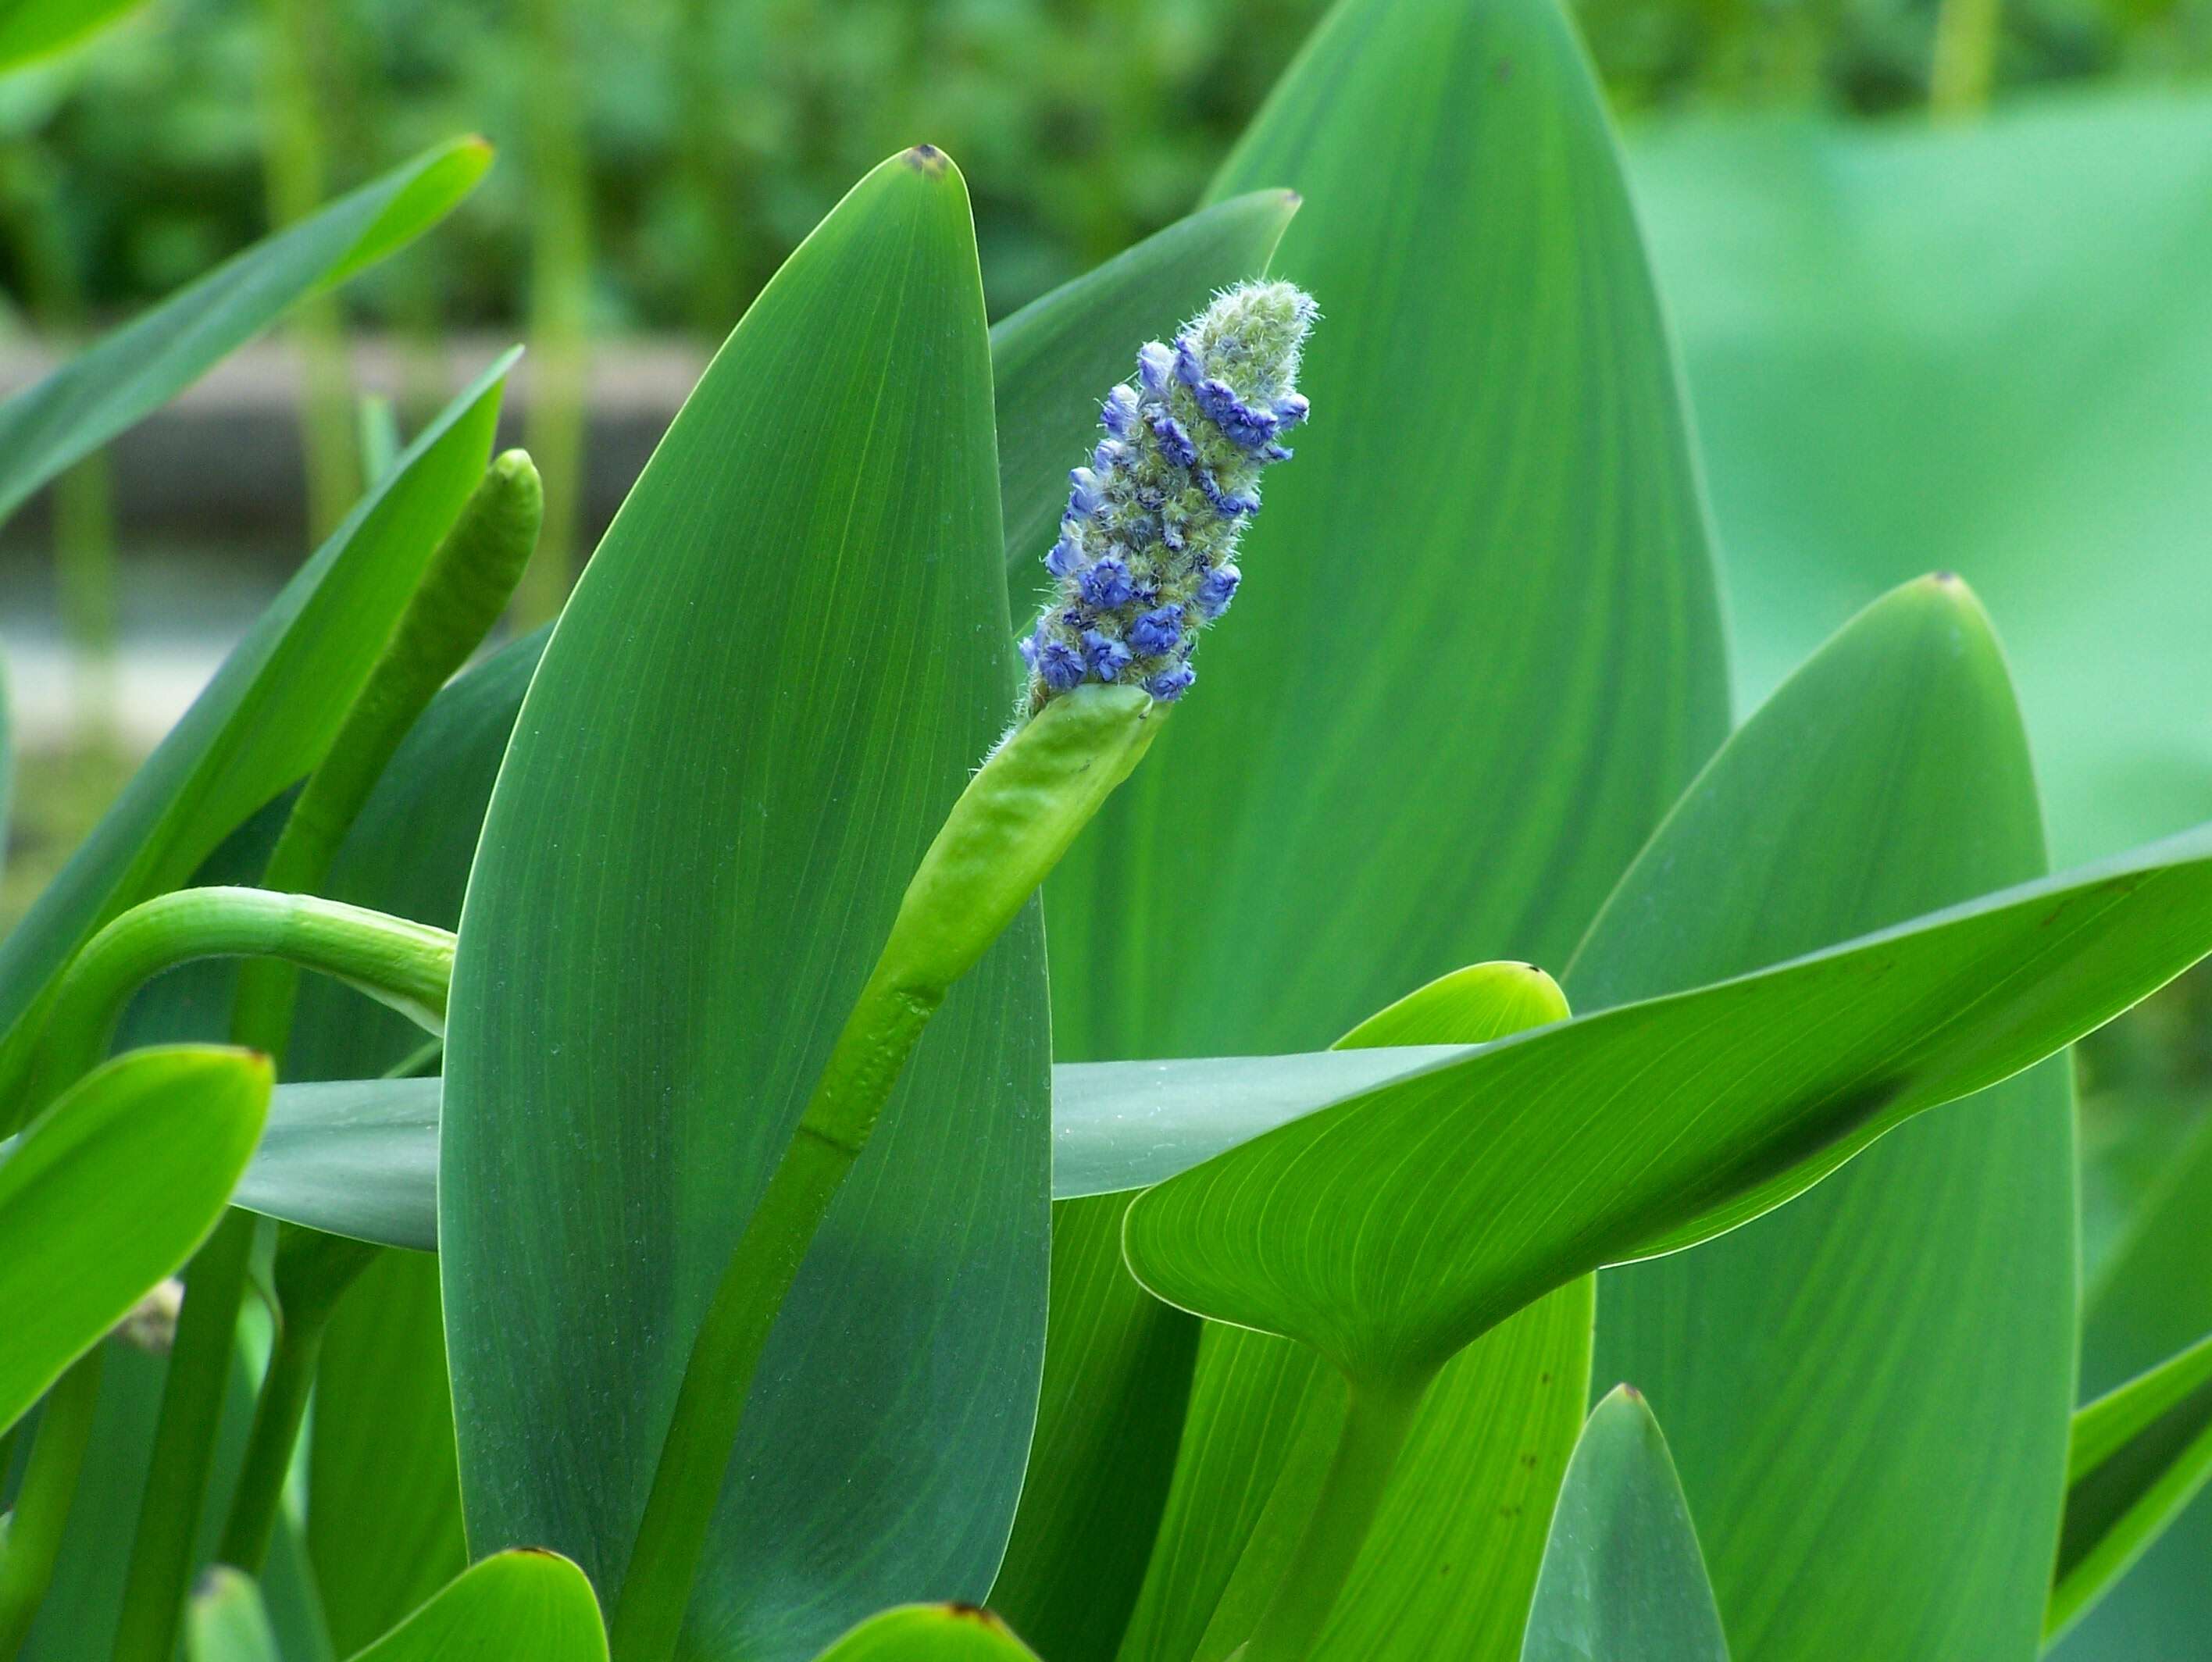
[1020,279,1317,713]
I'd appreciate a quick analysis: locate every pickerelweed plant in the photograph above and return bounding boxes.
[6,0,2212,1659]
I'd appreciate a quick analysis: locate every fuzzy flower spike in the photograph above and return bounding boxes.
[1020,280,1318,712]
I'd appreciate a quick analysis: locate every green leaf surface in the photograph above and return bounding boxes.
[0,1047,268,1432]
[1122,807,2212,1386]
[1520,1387,1729,1662]
[343,1553,605,1662]
[1018,0,1730,1642]
[1626,94,2212,865]
[309,1250,467,1656]
[0,138,487,532]
[0,0,148,70]
[442,149,1045,1662]
[2053,1109,2212,1656]
[2050,1330,2212,1644]
[990,190,1297,571]
[188,1569,282,1662]
[0,355,512,1128]
[808,1607,1040,1662]
[1116,965,1587,1662]
[1575,577,2073,1661]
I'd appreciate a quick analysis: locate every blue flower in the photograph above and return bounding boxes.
[1102,383,1141,437]
[1130,605,1184,656]
[1195,563,1240,618]
[1083,628,1133,681]
[1079,554,1135,608]
[1145,662,1197,701]
[1018,280,1317,713]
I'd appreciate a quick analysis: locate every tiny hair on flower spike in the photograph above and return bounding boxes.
[1019,280,1318,713]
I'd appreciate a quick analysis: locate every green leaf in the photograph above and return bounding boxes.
[1627,96,2212,865]
[237,1079,438,1250]
[7,1336,330,1662]
[1121,807,2212,1387]
[0,0,146,73]
[1019,0,1730,1641]
[341,1553,605,1662]
[1115,965,1586,1662]
[2053,1110,2212,1657]
[0,355,512,1129]
[0,139,487,532]
[2050,1331,2212,1644]
[187,1569,282,1662]
[807,1606,1040,1661]
[441,149,1043,1662]
[0,1047,268,1433]
[1519,1387,1729,1662]
[309,1250,467,1657]
[1575,576,2073,1660]
[990,190,1297,571]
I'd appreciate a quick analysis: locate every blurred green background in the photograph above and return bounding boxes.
[3,0,2210,339]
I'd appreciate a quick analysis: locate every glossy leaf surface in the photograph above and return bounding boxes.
[0,1047,268,1432]
[344,1553,605,1662]
[808,1607,1040,1662]
[1520,1388,1729,1662]
[1576,579,2073,1661]
[1122,810,2212,1385]
[1115,966,1588,1662]
[442,150,1045,1662]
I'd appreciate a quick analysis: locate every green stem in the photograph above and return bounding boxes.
[230,451,539,1063]
[1237,1374,1429,1662]
[607,687,1163,1662]
[12,887,452,1121]
[110,1213,255,1662]
[216,1229,378,1574]
[0,1348,103,1660]
[1929,0,2002,118]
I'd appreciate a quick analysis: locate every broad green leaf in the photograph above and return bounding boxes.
[1116,965,1586,1662]
[0,355,512,1129]
[1019,0,1730,1641]
[1520,1387,1729,1662]
[442,149,1044,1662]
[0,1047,268,1432]
[808,1606,1041,1661]
[1122,811,2212,1386]
[309,1250,466,1656]
[990,190,1297,571]
[1576,577,2073,1661]
[2050,1331,2212,1644]
[2053,1110,2212,1657]
[0,139,487,532]
[0,0,148,70]
[237,1079,439,1249]
[1626,95,2212,865]
[342,1553,605,1662]
[188,1569,281,1662]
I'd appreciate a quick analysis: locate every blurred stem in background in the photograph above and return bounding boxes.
[515,0,591,626]
[257,0,359,543]
[674,0,739,337]
[1931,0,2002,115]
[0,141,120,748]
